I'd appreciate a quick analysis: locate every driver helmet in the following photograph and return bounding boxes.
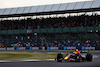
[74,49,78,52]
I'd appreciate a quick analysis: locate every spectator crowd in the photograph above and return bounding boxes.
[0,40,99,48]
[0,14,100,30]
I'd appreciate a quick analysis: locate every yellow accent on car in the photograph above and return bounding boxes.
[64,56,69,60]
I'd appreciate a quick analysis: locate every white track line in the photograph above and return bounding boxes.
[0,59,55,62]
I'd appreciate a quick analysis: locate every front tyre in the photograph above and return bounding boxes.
[57,53,63,62]
[86,53,93,61]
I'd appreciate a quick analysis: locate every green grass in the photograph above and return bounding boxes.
[0,51,57,60]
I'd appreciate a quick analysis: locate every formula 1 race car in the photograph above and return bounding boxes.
[55,52,93,62]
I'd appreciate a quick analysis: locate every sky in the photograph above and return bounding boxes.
[0,0,92,8]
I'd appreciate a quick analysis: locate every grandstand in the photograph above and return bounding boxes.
[0,0,100,48]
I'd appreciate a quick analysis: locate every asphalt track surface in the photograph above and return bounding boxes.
[0,50,100,67]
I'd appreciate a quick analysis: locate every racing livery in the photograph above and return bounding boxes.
[55,49,93,62]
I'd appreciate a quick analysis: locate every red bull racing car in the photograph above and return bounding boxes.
[55,52,93,62]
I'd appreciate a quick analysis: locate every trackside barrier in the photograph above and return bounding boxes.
[19,47,26,50]
[95,46,100,50]
[85,47,95,50]
[50,47,58,50]
[64,46,67,50]
[16,47,19,50]
[59,46,64,50]
[82,46,85,50]
[0,46,99,50]
[29,47,32,50]
[67,47,76,50]
[32,47,39,50]
[42,47,45,50]
[30,47,39,50]
[47,47,50,50]
[7,47,14,50]
[0,48,6,50]
[76,46,82,50]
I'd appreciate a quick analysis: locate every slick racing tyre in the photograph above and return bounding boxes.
[57,53,63,62]
[86,53,93,61]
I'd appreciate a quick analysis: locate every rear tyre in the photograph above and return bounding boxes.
[86,53,93,61]
[57,53,63,62]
